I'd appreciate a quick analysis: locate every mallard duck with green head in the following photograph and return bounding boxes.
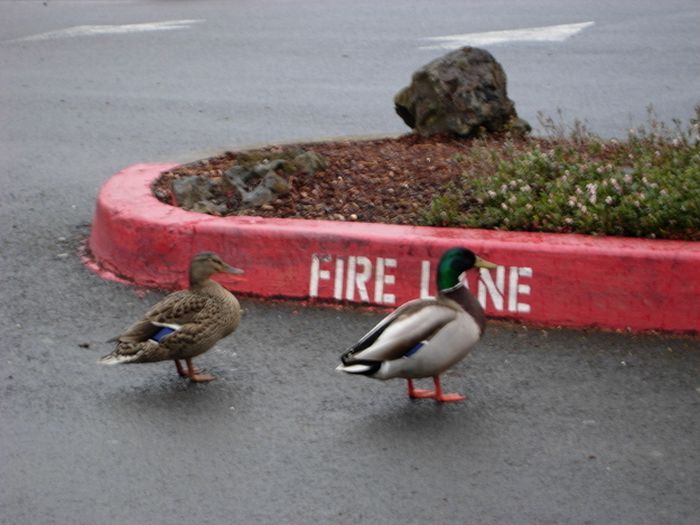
[100,252,244,382]
[337,247,497,402]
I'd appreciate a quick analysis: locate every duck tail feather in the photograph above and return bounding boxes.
[335,361,381,376]
[98,353,138,365]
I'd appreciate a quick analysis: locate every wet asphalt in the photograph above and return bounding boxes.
[3,282,700,524]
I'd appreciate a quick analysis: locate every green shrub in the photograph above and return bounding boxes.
[422,106,700,240]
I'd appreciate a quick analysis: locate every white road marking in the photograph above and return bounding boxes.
[420,21,595,49]
[13,19,204,42]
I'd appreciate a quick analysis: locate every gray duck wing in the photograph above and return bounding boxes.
[342,298,457,364]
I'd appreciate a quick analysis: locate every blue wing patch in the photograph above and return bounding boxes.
[403,341,425,358]
[149,326,176,343]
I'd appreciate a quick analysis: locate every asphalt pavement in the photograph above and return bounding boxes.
[1,1,699,524]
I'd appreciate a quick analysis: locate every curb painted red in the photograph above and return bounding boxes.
[88,164,700,334]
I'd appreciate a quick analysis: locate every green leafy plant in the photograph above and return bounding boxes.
[422,106,700,240]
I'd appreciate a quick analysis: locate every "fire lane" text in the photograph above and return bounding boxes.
[308,254,533,314]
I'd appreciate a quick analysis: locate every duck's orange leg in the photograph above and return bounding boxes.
[407,378,436,399]
[174,360,187,377]
[407,377,466,402]
[432,375,466,402]
[174,360,203,378]
[180,358,216,382]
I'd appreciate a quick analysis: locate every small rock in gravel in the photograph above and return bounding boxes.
[262,172,290,194]
[294,151,327,174]
[172,175,215,209]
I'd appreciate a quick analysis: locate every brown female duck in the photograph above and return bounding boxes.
[100,252,244,382]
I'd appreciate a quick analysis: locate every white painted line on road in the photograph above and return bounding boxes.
[12,19,205,42]
[419,21,595,49]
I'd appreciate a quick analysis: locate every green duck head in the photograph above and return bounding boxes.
[436,247,497,291]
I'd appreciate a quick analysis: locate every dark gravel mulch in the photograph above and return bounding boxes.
[153,134,483,225]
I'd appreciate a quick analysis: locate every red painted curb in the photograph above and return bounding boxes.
[88,164,700,334]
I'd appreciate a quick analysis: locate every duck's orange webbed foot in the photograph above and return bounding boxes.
[174,360,203,378]
[432,376,466,402]
[407,378,435,399]
[434,391,466,402]
[407,377,466,402]
[189,372,216,383]
[175,359,216,382]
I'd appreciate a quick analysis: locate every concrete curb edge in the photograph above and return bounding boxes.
[86,164,700,334]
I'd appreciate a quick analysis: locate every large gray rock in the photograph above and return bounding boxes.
[394,47,530,136]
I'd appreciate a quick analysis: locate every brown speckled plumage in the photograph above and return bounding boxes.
[100,252,243,382]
